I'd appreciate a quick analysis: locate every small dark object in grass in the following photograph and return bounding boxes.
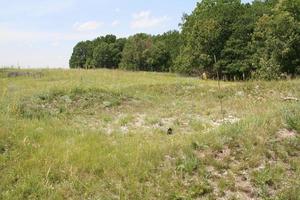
[0,145,6,154]
[0,148,5,154]
[167,128,173,135]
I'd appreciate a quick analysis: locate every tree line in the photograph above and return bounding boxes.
[70,0,300,80]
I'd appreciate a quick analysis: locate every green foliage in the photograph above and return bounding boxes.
[69,41,93,69]
[283,104,300,132]
[93,42,115,68]
[145,41,170,72]
[155,31,182,70]
[119,33,152,71]
[120,33,178,72]
[69,0,300,80]
[175,0,299,79]
[176,154,200,174]
[176,0,245,77]
[18,88,132,119]
[252,164,286,198]
[69,34,126,69]
[251,0,300,79]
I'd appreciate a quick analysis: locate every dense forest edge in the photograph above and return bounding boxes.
[69,0,300,80]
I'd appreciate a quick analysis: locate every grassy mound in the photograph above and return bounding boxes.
[18,88,133,119]
[0,69,299,199]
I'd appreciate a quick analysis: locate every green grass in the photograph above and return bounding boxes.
[0,68,299,199]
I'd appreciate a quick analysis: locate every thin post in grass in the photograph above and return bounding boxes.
[214,54,224,119]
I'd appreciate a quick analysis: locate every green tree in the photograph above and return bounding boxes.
[155,30,182,70]
[113,38,127,67]
[119,33,153,71]
[218,3,259,80]
[69,34,126,69]
[251,0,300,79]
[175,0,244,77]
[93,42,115,68]
[69,41,93,69]
[69,0,299,80]
[145,42,170,72]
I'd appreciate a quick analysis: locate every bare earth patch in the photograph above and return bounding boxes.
[277,128,297,140]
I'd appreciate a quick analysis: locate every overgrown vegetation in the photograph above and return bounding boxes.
[0,69,299,199]
[70,0,300,80]
[18,88,133,119]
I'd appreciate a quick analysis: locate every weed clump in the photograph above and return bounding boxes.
[18,88,133,119]
[283,104,300,132]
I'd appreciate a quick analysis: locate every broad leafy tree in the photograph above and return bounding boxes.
[69,0,299,80]
[69,41,93,69]
[119,33,152,71]
[251,0,300,79]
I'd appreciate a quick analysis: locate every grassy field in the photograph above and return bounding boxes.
[0,69,299,200]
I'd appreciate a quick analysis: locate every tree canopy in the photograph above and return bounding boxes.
[70,0,300,80]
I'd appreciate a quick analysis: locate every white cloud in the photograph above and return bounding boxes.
[0,27,101,43]
[0,27,83,68]
[111,20,120,27]
[73,21,103,32]
[115,8,121,13]
[131,11,169,29]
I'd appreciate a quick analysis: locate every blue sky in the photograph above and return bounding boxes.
[0,0,252,68]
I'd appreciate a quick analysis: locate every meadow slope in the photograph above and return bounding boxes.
[0,69,299,199]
